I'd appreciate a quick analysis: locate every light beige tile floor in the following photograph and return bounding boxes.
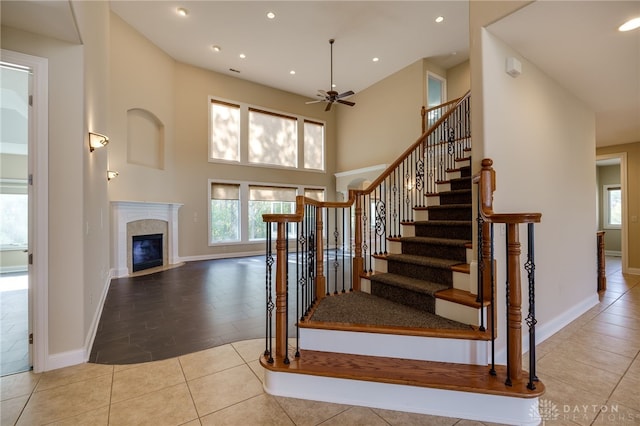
[1,258,639,425]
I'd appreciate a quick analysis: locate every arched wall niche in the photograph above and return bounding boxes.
[126,108,165,169]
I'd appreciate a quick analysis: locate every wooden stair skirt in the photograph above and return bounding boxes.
[261,349,544,426]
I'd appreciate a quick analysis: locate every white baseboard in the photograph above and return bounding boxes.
[627,267,640,276]
[495,292,599,363]
[46,349,86,371]
[83,270,113,362]
[179,250,265,262]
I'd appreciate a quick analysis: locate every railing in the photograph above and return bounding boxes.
[474,158,542,390]
[421,97,463,133]
[354,92,471,273]
[263,92,471,365]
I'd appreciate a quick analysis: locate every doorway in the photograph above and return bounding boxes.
[426,72,447,127]
[1,50,48,375]
[596,153,628,274]
[0,60,31,375]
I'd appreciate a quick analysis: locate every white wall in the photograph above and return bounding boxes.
[480,28,598,358]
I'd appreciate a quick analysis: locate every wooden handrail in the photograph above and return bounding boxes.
[358,91,471,197]
[421,97,463,133]
[476,158,541,224]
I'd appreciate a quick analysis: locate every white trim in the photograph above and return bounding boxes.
[263,371,540,426]
[496,292,599,363]
[46,349,85,371]
[178,250,265,263]
[0,266,28,274]
[596,153,629,274]
[83,270,113,362]
[111,201,183,278]
[627,267,640,276]
[300,328,488,365]
[2,49,49,373]
[605,250,622,257]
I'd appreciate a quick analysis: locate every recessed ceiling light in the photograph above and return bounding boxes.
[267,11,276,19]
[211,45,221,52]
[239,53,246,59]
[176,7,188,17]
[619,17,640,32]
[372,57,379,62]
[435,16,444,23]
[289,70,296,75]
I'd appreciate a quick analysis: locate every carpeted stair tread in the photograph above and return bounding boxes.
[399,236,470,247]
[385,253,460,269]
[427,204,472,211]
[414,220,472,226]
[370,272,450,296]
[308,291,471,330]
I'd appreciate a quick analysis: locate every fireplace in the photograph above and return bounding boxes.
[132,234,163,272]
[111,201,183,277]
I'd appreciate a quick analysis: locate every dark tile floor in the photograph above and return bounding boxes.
[89,256,300,364]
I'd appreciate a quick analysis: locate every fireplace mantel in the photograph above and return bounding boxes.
[111,201,183,277]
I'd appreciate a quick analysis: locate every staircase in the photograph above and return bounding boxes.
[260,94,545,425]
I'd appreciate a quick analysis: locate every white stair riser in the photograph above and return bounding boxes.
[413,210,428,221]
[453,270,471,291]
[263,371,540,426]
[446,170,462,180]
[437,182,451,192]
[300,328,488,365]
[387,240,402,255]
[426,195,440,207]
[401,223,416,236]
[373,258,387,273]
[436,299,485,326]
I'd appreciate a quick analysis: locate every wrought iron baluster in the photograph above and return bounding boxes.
[490,222,496,376]
[265,224,274,363]
[333,208,339,295]
[525,223,538,390]
[504,224,512,386]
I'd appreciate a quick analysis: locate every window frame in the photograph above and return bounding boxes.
[208,179,325,246]
[208,96,326,171]
[603,184,622,230]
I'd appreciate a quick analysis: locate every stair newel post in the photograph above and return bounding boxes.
[505,223,523,386]
[315,205,326,301]
[352,191,363,291]
[274,221,289,363]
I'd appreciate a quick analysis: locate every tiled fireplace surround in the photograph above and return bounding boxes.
[111,201,183,277]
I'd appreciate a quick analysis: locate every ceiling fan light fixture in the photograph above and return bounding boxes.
[619,17,640,32]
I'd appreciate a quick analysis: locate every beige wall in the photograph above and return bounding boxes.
[477,25,598,359]
[109,15,338,259]
[336,57,471,175]
[597,141,640,271]
[74,0,112,355]
[446,60,471,100]
[1,26,86,357]
[596,164,622,253]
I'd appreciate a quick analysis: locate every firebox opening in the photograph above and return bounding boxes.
[132,233,163,272]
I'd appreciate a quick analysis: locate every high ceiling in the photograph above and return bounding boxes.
[108,1,469,99]
[2,1,638,147]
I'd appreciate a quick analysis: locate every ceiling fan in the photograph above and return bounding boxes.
[306,39,355,112]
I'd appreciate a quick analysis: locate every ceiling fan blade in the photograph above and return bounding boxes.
[337,99,355,107]
[325,102,333,112]
[337,90,354,99]
[305,100,324,104]
[317,90,328,96]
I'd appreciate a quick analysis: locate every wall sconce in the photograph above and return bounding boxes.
[89,132,109,152]
[107,170,119,181]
